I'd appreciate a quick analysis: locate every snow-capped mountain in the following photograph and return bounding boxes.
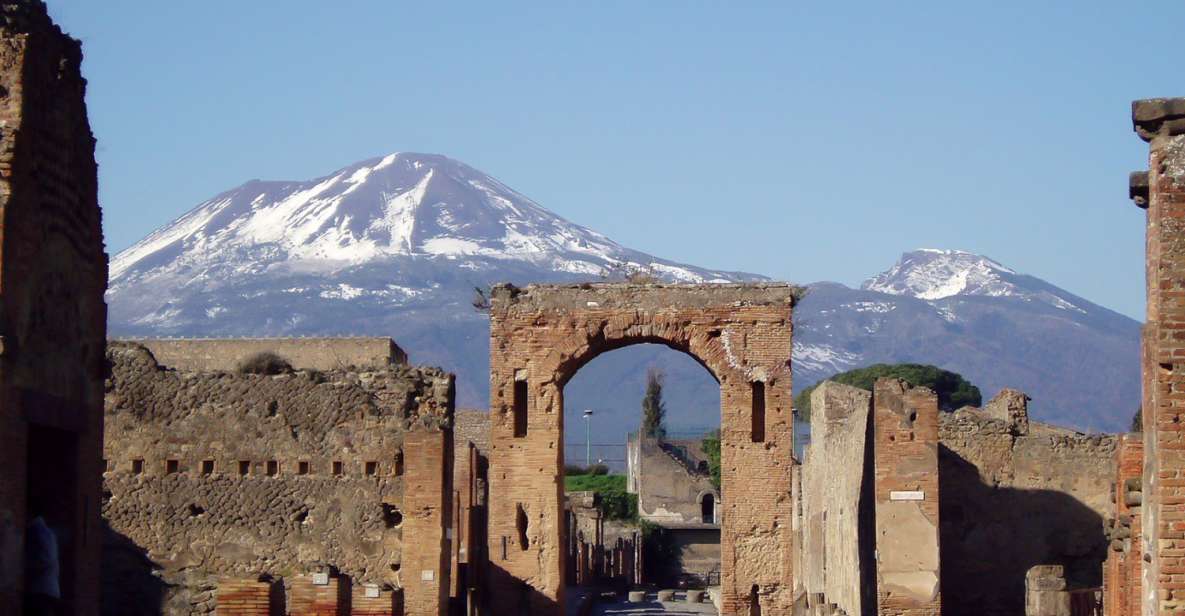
[106,152,758,405]
[107,154,1140,434]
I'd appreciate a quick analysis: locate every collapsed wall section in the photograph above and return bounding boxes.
[101,342,454,616]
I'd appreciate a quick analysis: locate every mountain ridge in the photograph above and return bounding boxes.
[106,152,1139,434]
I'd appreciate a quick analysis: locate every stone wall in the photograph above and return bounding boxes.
[630,436,718,526]
[450,410,489,611]
[101,342,454,616]
[797,382,874,616]
[0,2,109,614]
[938,392,1115,616]
[487,282,798,616]
[122,337,405,372]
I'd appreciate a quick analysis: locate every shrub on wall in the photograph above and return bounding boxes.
[794,363,981,421]
[236,351,293,375]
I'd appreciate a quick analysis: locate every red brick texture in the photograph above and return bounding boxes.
[487,283,799,616]
[350,584,401,616]
[1105,434,1144,616]
[404,428,453,616]
[0,3,108,615]
[288,575,346,616]
[873,379,941,616]
[1134,98,1185,615]
[215,579,274,616]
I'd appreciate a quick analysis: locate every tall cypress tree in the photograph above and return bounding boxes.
[641,367,667,439]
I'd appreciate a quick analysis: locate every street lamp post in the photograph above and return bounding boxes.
[583,409,594,468]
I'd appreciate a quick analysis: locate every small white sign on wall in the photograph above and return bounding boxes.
[421,570,435,582]
[364,585,380,598]
[889,490,925,501]
[312,572,330,586]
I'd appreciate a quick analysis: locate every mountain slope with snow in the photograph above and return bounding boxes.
[107,154,1139,433]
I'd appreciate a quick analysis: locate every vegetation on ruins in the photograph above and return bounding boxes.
[236,351,294,375]
[641,367,668,439]
[564,472,638,522]
[794,363,982,421]
[1131,407,1143,433]
[701,430,721,490]
[639,519,680,584]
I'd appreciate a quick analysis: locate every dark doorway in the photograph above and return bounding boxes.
[701,494,715,525]
[26,424,80,611]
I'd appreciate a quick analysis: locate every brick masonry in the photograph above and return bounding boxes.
[873,379,941,616]
[487,282,799,616]
[0,2,109,615]
[214,579,273,616]
[1104,434,1144,616]
[1133,97,1185,616]
[102,342,455,616]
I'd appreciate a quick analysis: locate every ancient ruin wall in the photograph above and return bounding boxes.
[797,381,874,616]
[938,393,1116,616]
[0,2,108,614]
[488,283,798,616]
[874,379,941,616]
[122,337,406,372]
[1104,434,1144,616]
[101,342,454,616]
[632,437,718,526]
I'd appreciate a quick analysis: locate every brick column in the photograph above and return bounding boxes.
[288,575,344,616]
[404,428,453,616]
[873,378,941,616]
[1133,97,1185,616]
[216,578,274,616]
[351,584,400,616]
[1105,434,1144,616]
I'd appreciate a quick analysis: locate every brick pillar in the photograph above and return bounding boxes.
[1106,434,1145,616]
[216,579,275,616]
[404,428,453,616]
[873,378,941,616]
[351,584,399,616]
[1133,97,1185,616]
[289,575,345,616]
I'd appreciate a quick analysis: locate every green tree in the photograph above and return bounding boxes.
[641,367,667,439]
[1131,407,1143,433]
[701,430,721,490]
[794,363,981,422]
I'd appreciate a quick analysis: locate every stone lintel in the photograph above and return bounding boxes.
[1133,98,1185,142]
[1130,171,1149,209]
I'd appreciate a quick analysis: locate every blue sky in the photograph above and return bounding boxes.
[49,1,1180,319]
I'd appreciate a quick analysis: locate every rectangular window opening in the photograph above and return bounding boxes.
[298,461,310,476]
[513,380,528,438]
[333,461,344,476]
[395,450,404,476]
[751,381,766,443]
[266,460,279,477]
[201,460,215,476]
[165,459,179,475]
[365,461,378,476]
[238,460,250,476]
[132,459,144,475]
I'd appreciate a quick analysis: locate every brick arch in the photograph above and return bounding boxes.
[486,282,799,616]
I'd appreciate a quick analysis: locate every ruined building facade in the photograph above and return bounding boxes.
[101,340,456,616]
[0,2,109,614]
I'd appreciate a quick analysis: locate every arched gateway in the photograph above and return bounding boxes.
[487,282,799,615]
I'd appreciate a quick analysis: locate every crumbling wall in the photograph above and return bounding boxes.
[1104,434,1143,616]
[797,381,874,616]
[938,391,1115,616]
[122,337,405,372]
[101,342,454,616]
[0,2,108,614]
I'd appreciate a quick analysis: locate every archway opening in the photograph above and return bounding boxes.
[701,493,716,525]
[562,343,722,597]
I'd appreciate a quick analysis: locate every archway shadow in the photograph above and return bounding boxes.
[938,445,1107,616]
[483,562,562,615]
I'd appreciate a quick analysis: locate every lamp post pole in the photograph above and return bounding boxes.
[583,409,594,468]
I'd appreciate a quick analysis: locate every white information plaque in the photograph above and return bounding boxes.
[889,490,924,501]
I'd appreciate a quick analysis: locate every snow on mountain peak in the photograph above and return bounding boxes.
[861,249,1020,300]
[108,152,749,298]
